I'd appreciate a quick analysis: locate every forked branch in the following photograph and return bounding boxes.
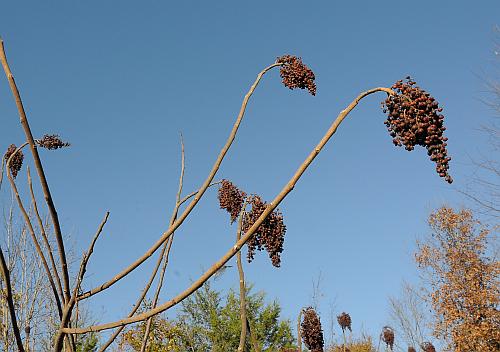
[77,62,282,301]
[62,86,394,333]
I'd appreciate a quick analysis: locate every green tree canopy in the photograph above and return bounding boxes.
[119,281,296,352]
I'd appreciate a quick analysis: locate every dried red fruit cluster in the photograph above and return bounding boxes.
[337,312,352,332]
[381,326,395,350]
[4,144,24,179]
[382,77,452,183]
[420,342,436,352]
[301,307,324,352]
[242,195,286,267]
[276,55,316,96]
[36,134,70,150]
[218,180,246,223]
[408,347,416,352]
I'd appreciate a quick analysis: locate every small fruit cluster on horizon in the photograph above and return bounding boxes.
[420,342,436,352]
[276,55,316,96]
[382,77,452,183]
[337,312,352,332]
[382,326,395,350]
[218,180,286,267]
[301,307,324,352]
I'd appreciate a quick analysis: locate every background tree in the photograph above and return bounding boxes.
[118,281,295,352]
[460,26,500,219]
[0,199,100,352]
[387,282,434,352]
[415,206,500,351]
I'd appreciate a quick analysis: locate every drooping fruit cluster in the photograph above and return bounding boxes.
[4,144,24,179]
[337,312,352,332]
[301,307,324,352]
[218,179,246,223]
[382,77,452,183]
[408,347,416,352]
[276,55,316,96]
[36,134,70,150]
[381,326,395,350]
[242,195,286,267]
[420,342,436,352]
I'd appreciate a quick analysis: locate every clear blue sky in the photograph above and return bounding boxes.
[1,1,498,347]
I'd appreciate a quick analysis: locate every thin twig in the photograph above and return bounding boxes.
[237,206,248,352]
[98,184,218,351]
[0,245,26,352]
[62,87,395,334]
[77,63,281,301]
[54,212,109,351]
[297,309,303,352]
[140,134,185,352]
[0,38,71,303]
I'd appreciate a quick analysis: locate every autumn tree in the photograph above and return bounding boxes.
[415,206,500,351]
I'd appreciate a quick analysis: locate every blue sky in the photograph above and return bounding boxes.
[1,1,498,348]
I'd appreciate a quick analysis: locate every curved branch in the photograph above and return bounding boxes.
[62,87,395,333]
[77,62,281,301]
[0,39,71,303]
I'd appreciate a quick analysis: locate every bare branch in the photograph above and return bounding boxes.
[54,212,109,351]
[26,166,64,304]
[62,87,395,333]
[236,206,247,352]
[140,134,185,352]
[0,39,71,303]
[77,62,282,301]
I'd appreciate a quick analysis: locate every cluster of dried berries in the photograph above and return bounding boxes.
[381,77,452,183]
[301,307,324,352]
[337,312,352,332]
[218,180,246,223]
[276,55,316,96]
[36,134,70,150]
[4,144,24,179]
[381,326,395,350]
[242,195,286,267]
[408,347,416,352]
[420,342,436,352]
